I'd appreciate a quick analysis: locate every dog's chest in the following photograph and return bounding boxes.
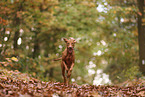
[66,55,73,61]
[65,55,73,66]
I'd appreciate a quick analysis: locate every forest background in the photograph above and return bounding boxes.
[0,0,145,85]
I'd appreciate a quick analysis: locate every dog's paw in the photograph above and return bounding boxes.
[65,67,69,71]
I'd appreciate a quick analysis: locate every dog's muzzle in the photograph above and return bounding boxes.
[68,47,73,53]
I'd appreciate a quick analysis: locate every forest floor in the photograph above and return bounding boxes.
[0,68,145,97]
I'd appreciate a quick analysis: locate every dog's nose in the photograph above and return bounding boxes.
[69,47,72,49]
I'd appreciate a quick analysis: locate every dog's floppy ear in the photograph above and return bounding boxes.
[63,38,68,43]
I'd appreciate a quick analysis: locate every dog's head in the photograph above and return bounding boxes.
[63,37,76,53]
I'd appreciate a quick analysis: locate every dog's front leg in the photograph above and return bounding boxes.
[69,63,74,73]
[62,61,68,71]
[70,63,74,71]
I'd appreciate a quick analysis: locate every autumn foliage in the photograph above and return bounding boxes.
[0,68,145,97]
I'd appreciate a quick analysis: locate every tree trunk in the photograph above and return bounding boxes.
[13,1,24,50]
[49,68,54,78]
[137,0,145,75]
[32,31,40,58]
[13,30,20,50]
[13,12,20,50]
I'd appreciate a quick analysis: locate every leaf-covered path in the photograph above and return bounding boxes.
[0,68,145,97]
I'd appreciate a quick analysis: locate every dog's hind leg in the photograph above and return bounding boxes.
[61,62,67,85]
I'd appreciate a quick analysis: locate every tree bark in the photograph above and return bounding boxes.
[13,1,24,50]
[49,68,54,78]
[137,0,145,75]
[13,30,20,50]
[32,31,40,58]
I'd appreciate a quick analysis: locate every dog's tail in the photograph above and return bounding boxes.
[53,57,62,61]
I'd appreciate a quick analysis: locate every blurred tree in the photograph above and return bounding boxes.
[100,0,139,83]
[137,0,145,75]
[0,0,14,58]
[13,0,25,51]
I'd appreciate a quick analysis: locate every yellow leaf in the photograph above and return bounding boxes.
[54,6,59,9]
[32,72,36,76]
[11,57,18,62]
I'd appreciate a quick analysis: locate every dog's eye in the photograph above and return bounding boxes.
[67,43,69,45]
[72,43,74,45]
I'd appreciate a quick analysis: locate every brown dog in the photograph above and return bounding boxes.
[61,37,76,85]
